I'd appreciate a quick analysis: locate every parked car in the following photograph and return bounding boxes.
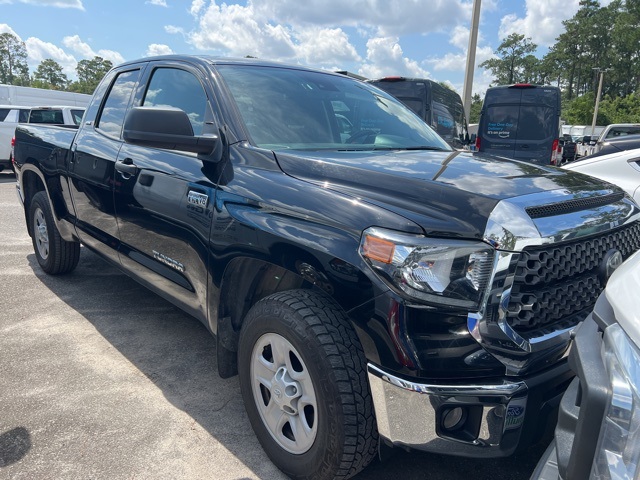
[563,147,640,203]
[0,105,30,172]
[7,106,86,172]
[576,134,640,160]
[531,249,640,480]
[13,55,640,480]
[559,134,577,164]
[367,77,469,149]
[577,123,640,158]
[27,106,85,126]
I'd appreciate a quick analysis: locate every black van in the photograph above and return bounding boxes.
[368,77,469,149]
[476,84,561,165]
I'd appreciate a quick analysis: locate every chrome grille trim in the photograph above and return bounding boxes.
[469,186,640,375]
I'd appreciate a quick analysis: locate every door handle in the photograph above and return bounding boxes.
[115,158,138,176]
[520,144,530,149]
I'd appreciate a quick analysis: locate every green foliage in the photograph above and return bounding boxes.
[69,56,113,94]
[469,93,482,124]
[32,59,69,90]
[479,33,538,85]
[0,33,30,86]
[479,0,640,123]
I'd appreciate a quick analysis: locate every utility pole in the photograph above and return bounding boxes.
[462,0,482,124]
[591,68,609,136]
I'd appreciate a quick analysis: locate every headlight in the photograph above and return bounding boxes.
[592,323,640,479]
[359,227,495,309]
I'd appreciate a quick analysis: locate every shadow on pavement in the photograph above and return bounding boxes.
[26,248,547,480]
[0,427,32,467]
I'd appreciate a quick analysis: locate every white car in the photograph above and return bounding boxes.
[563,147,640,203]
[0,105,31,172]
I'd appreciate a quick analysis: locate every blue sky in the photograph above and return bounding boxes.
[0,0,613,95]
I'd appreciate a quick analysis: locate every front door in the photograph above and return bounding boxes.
[114,64,220,322]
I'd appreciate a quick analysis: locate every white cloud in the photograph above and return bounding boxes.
[0,23,20,38]
[146,44,173,57]
[0,0,83,9]
[188,2,297,59]
[24,37,78,77]
[189,0,205,17]
[294,27,361,65]
[358,37,430,79]
[183,0,475,72]
[421,25,495,95]
[63,35,125,64]
[499,0,580,46]
[146,0,167,6]
[253,0,470,37]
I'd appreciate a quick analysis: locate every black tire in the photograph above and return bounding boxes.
[29,191,80,275]
[238,289,377,480]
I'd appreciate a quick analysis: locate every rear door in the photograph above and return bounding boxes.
[68,65,145,262]
[479,86,559,165]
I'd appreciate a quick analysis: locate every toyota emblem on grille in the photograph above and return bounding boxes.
[599,249,623,284]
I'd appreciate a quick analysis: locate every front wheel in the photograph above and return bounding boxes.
[29,191,80,274]
[238,290,377,480]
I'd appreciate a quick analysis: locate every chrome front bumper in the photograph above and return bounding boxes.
[368,364,533,457]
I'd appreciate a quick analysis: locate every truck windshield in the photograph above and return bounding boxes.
[216,65,451,152]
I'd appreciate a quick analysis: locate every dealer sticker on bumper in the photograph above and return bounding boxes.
[504,398,527,431]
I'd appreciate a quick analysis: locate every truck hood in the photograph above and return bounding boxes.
[275,149,603,239]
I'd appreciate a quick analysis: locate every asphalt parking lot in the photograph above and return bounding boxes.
[0,172,547,479]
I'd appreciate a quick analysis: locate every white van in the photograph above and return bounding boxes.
[0,84,91,107]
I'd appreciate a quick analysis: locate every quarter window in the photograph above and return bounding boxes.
[97,69,141,138]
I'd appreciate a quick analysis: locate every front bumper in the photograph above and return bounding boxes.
[368,359,573,457]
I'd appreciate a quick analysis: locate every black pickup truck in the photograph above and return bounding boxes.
[13,55,640,480]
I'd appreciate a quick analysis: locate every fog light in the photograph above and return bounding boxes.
[442,407,465,431]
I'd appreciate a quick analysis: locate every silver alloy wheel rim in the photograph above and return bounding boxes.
[33,207,49,260]
[250,332,318,454]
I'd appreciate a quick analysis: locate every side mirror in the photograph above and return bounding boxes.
[123,106,218,155]
[583,135,591,144]
[470,133,477,143]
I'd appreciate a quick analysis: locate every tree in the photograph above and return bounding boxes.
[479,33,537,85]
[32,59,68,90]
[0,32,30,86]
[469,93,482,124]
[70,56,113,94]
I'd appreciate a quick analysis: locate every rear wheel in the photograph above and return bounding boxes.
[238,289,377,480]
[29,191,80,274]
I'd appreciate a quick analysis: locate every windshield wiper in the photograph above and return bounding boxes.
[400,146,451,151]
[370,146,451,151]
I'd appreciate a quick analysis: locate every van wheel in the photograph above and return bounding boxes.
[238,290,377,480]
[29,191,80,274]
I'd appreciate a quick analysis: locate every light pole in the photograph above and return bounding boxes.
[591,67,609,136]
[462,0,482,125]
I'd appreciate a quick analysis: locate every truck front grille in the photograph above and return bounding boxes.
[507,221,640,331]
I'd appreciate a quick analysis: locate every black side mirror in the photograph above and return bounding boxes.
[123,106,218,155]
[470,133,477,143]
